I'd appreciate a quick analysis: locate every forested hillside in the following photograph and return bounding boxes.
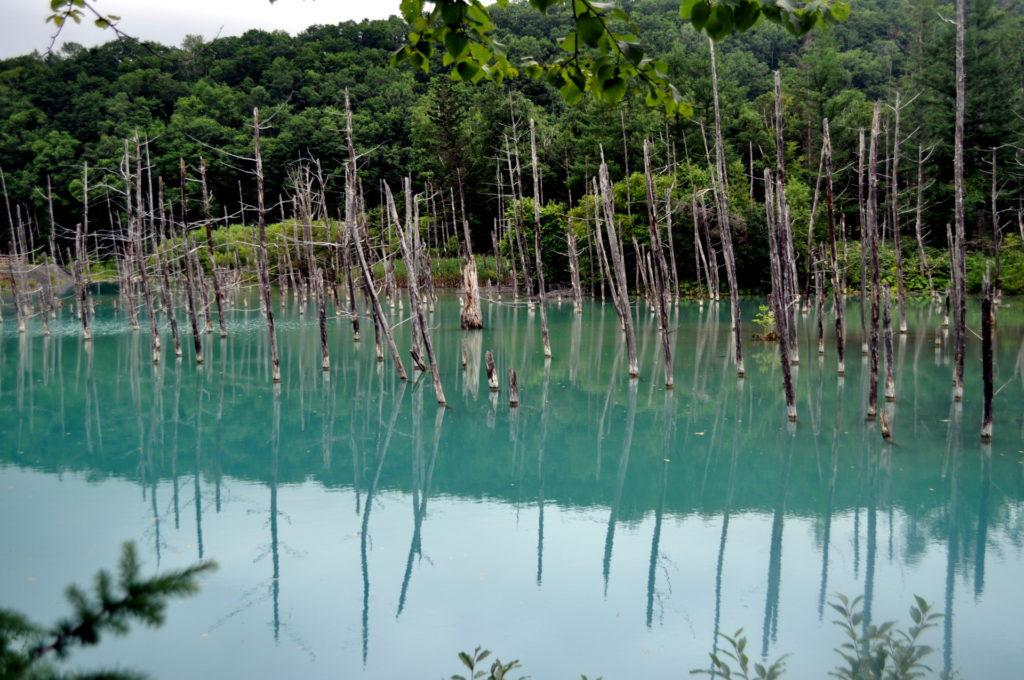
[1,0,1021,289]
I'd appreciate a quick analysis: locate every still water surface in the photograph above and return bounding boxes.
[2,294,1022,678]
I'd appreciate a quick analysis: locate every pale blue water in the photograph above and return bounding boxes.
[2,293,1022,678]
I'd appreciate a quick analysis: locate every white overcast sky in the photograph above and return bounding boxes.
[0,0,406,58]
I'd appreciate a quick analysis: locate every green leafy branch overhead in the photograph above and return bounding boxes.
[392,0,850,116]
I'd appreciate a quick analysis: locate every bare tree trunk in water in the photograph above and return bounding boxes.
[508,368,519,407]
[823,119,845,375]
[858,129,868,355]
[485,350,499,391]
[457,169,483,330]
[182,236,204,364]
[981,275,993,440]
[952,0,967,401]
[913,144,935,298]
[710,39,745,377]
[664,188,679,302]
[599,150,638,377]
[252,107,281,382]
[529,119,552,358]
[643,139,673,388]
[566,218,583,313]
[883,287,895,402]
[391,179,444,403]
[765,170,797,421]
[867,104,882,420]
[990,148,1001,299]
[133,140,160,363]
[890,93,908,334]
[200,157,227,338]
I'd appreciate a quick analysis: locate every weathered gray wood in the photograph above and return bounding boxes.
[981,275,993,440]
[765,170,797,422]
[252,106,281,382]
[867,104,882,419]
[486,350,499,391]
[200,158,227,338]
[822,119,845,375]
[599,150,638,378]
[710,39,745,377]
[643,139,673,389]
[529,119,552,358]
[508,367,519,407]
[952,0,967,401]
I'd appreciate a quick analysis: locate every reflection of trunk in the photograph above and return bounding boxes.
[710,389,741,664]
[270,387,280,642]
[602,379,637,596]
[974,448,991,596]
[360,381,406,664]
[761,432,793,658]
[942,402,961,677]
[194,379,204,560]
[536,360,550,586]
[647,392,674,628]
[396,404,444,618]
[818,380,843,619]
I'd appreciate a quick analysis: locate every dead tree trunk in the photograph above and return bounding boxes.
[664,188,679,302]
[392,179,444,403]
[157,180,182,357]
[133,141,160,363]
[599,150,639,377]
[952,0,967,401]
[823,119,845,375]
[883,287,895,402]
[815,248,825,355]
[891,92,908,334]
[182,236,204,364]
[253,107,281,382]
[508,368,519,407]
[990,148,1001,298]
[710,39,745,376]
[913,144,935,298]
[529,119,552,358]
[857,130,868,355]
[643,139,673,388]
[485,350,499,391]
[981,275,993,440]
[345,90,407,381]
[458,170,483,330]
[566,218,583,313]
[765,170,797,421]
[200,158,227,338]
[867,104,882,420]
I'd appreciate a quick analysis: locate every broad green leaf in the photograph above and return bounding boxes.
[577,13,605,48]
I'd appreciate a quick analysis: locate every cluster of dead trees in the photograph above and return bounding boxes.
[0,8,1005,442]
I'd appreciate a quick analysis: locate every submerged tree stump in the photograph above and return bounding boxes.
[508,368,519,407]
[486,350,499,391]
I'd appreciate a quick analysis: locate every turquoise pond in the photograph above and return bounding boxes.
[1,293,1022,678]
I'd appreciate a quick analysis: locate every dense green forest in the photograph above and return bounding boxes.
[1,0,1022,290]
